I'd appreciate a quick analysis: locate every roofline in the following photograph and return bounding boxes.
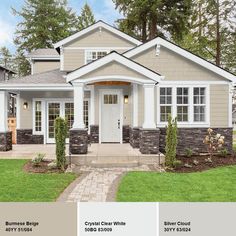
[66,51,163,83]
[27,57,60,61]
[124,37,236,82]
[0,66,16,74]
[54,20,142,49]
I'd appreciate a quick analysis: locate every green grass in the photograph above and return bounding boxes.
[117,166,236,202]
[233,130,236,135]
[0,160,76,202]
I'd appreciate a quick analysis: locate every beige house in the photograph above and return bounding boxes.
[0,21,235,154]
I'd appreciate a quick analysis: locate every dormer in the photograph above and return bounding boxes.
[54,21,142,72]
[27,49,60,75]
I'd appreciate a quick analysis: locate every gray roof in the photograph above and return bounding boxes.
[0,65,15,74]
[0,69,67,84]
[27,48,59,58]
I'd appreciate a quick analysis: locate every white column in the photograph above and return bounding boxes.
[132,83,138,127]
[90,85,95,125]
[16,93,21,129]
[73,83,85,129]
[0,91,8,132]
[142,84,156,129]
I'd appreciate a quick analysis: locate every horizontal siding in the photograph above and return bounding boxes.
[133,46,228,82]
[33,61,60,74]
[64,49,84,71]
[210,84,229,127]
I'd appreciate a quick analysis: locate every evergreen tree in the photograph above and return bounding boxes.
[77,3,96,30]
[0,47,12,69]
[12,0,78,75]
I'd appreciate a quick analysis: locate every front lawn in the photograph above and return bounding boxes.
[117,166,236,202]
[0,160,76,202]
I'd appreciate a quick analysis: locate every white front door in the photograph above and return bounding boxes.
[100,90,122,143]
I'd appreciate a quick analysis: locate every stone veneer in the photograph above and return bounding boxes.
[159,127,233,155]
[129,127,140,148]
[139,128,160,154]
[123,125,130,143]
[90,125,99,143]
[0,131,12,151]
[17,129,44,144]
[69,128,88,154]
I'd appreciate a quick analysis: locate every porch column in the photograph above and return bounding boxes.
[16,93,21,129]
[130,83,140,148]
[70,82,88,154]
[73,82,85,129]
[0,91,12,151]
[139,84,160,154]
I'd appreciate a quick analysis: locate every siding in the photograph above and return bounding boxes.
[210,84,229,127]
[33,61,60,74]
[63,49,85,71]
[132,46,229,82]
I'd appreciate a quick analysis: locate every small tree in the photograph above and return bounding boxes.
[55,117,67,171]
[165,115,178,168]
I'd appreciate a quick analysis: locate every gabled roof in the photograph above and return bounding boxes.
[0,65,15,74]
[124,37,236,82]
[54,20,142,49]
[27,48,60,60]
[67,51,163,84]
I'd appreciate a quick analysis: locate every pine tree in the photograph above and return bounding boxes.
[0,47,12,69]
[77,3,96,30]
[12,0,78,76]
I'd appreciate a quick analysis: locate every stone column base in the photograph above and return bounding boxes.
[139,128,160,154]
[90,125,99,143]
[123,125,130,143]
[69,128,88,154]
[0,131,12,151]
[129,127,140,148]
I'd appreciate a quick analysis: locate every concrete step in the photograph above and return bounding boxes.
[90,160,139,168]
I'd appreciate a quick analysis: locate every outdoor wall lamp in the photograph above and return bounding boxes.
[23,102,28,110]
[124,95,129,104]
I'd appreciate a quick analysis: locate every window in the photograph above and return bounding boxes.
[65,102,74,137]
[84,100,89,128]
[160,88,172,122]
[194,87,206,122]
[104,94,118,104]
[35,101,42,132]
[177,87,189,122]
[85,50,108,64]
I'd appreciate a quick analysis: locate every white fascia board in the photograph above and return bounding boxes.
[0,84,72,91]
[66,53,162,83]
[54,21,142,49]
[124,37,236,82]
[29,57,60,60]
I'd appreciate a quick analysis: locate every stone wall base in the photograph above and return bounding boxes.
[90,125,99,143]
[139,128,160,154]
[17,129,44,144]
[123,125,130,143]
[129,127,140,148]
[69,128,88,154]
[0,131,12,151]
[160,127,233,155]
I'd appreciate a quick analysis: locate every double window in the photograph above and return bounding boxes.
[159,86,207,123]
[85,50,109,64]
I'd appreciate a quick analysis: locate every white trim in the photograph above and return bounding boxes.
[229,83,233,127]
[29,57,60,60]
[157,84,210,127]
[89,85,95,125]
[132,84,138,127]
[84,49,110,65]
[159,80,229,85]
[67,52,163,83]
[99,89,123,144]
[16,93,21,129]
[60,47,64,71]
[124,37,236,82]
[65,47,132,50]
[54,21,142,48]
[0,91,8,132]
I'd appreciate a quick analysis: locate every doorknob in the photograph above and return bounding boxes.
[118,119,120,129]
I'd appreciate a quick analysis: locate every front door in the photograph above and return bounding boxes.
[100,90,122,143]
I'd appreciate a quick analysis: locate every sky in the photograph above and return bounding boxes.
[0,0,123,53]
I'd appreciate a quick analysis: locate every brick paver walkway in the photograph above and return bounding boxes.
[64,165,153,202]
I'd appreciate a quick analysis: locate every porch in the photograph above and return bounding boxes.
[0,144,165,167]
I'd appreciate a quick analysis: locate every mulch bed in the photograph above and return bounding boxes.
[169,154,236,173]
[23,160,65,173]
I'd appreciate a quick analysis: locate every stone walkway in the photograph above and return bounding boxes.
[60,165,161,202]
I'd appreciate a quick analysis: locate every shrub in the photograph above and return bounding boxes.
[32,153,45,166]
[165,114,178,168]
[55,117,67,171]
[173,160,182,168]
[184,148,193,158]
[218,148,228,158]
[47,161,57,169]
[203,128,225,160]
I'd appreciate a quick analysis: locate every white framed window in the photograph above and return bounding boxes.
[193,87,206,122]
[83,100,89,128]
[85,50,109,64]
[176,87,189,122]
[160,87,172,122]
[33,100,45,134]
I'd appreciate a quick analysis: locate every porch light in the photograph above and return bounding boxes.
[23,102,28,110]
[124,95,129,104]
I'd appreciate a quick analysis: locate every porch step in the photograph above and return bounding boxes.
[90,160,139,168]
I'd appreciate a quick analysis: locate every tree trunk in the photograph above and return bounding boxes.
[149,16,157,40]
[141,19,147,42]
[216,0,221,66]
